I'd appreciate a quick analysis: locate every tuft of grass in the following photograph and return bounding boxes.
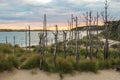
[0,55,19,72]
[98,60,112,69]
[75,60,98,73]
[55,57,74,73]
[20,54,40,69]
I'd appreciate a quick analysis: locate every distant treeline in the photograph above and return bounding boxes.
[0,29,52,32]
[72,25,105,31]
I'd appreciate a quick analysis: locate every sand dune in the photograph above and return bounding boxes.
[0,69,120,80]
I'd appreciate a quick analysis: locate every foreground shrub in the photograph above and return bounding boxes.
[0,55,19,72]
[42,57,55,72]
[98,60,112,69]
[116,59,120,66]
[20,54,39,69]
[7,56,20,68]
[0,43,13,54]
[56,57,74,73]
[0,59,13,71]
[77,60,98,73]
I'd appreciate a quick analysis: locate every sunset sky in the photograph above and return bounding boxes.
[0,0,119,30]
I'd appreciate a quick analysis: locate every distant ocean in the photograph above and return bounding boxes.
[0,31,95,47]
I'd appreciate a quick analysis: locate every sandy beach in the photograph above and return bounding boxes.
[0,69,120,80]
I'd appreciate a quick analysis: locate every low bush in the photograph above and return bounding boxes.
[56,57,74,73]
[3,47,13,53]
[0,55,19,72]
[98,60,112,69]
[0,59,13,72]
[42,57,55,72]
[20,54,40,69]
[7,56,20,68]
[76,60,98,73]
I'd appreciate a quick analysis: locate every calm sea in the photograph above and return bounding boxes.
[0,31,93,47]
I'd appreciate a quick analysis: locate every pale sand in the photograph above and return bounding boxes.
[0,69,120,80]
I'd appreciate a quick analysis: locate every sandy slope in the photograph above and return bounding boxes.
[0,69,120,80]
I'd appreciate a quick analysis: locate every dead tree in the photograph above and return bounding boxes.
[63,30,67,58]
[43,14,47,54]
[104,0,109,60]
[74,16,79,63]
[95,12,99,58]
[89,11,93,60]
[71,14,74,40]
[118,25,120,58]
[28,25,31,50]
[39,33,45,69]
[25,27,27,50]
[83,11,89,59]
[13,36,15,56]
[53,25,58,66]
[67,20,72,56]
[5,36,8,45]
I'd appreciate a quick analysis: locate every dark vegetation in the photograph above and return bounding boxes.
[0,35,120,74]
[100,20,120,41]
[0,0,120,74]
[72,25,105,31]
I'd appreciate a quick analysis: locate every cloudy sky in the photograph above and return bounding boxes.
[0,0,120,30]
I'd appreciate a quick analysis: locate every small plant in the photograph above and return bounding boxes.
[98,60,112,69]
[20,54,39,69]
[77,60,98,73]
[56,57,74,73]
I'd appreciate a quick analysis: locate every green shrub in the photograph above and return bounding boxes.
[116,59,120,66]
[77,60,98,73]
[7,56,20,68]
[42,57,55,72]
[98,60,112,69]
[3,48,12,53]
[19,55,28,63]
[0,59,13,72]
[0,55,19,72]
[20,54,40,69]
[56,57,74,73]
[109,49,119,59]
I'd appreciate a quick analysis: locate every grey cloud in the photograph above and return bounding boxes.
[0,0,119,24]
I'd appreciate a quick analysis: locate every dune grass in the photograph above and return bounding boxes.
[0,43,120,74]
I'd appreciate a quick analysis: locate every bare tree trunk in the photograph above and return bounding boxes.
[5,36,8,45]
[84,11,89,59]
[68,20,72,56]
[89,11,93,60]
[53,25,58,66]
[104,0,109,60]
[63,31,67,58]
[43,14,47,54]
[28,25,31,50]
[75,16,79,63]
[13,36,15,56]
[25,27,27,50]
[71,14,74,40]
[39,33,45,69]
[95,12,99,58]
[118,25,120,58]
